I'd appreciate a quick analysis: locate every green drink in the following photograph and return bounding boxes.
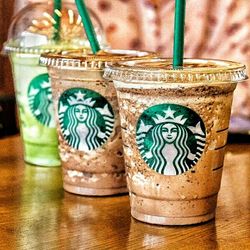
[4,2,106,166]
[10,53,60,166]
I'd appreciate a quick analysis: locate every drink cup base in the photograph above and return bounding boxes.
[24,159,60,168]
[130,193,217,225]
[24,141,61,167]
[63,183,128,196]
[131,209,215,226]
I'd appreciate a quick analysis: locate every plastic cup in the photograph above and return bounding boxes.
[4,2,106,166]
[40,49,155,195]
[104,58,247,225]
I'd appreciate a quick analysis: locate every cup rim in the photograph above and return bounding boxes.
[103,58,248,84]
[3,42,65,55]
[39,49,156,69]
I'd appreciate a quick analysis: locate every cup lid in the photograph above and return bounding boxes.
[103,58,248,84]
[40,49,156,69]
[4,1,106,54]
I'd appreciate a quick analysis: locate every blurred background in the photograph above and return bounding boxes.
[0,0,249,137]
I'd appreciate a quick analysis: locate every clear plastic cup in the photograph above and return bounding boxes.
[4,1,106,167]
[40,49,156,195]
[104,58,247,225]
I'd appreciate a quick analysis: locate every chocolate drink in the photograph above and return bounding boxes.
[104,58,247,224]
[40,49,155,196]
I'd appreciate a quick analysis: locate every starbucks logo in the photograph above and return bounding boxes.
[28,73,55,127]
[136,104,206,175]
[58,88,114,151]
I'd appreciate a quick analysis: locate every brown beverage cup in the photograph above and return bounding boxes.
[40,49,155,196]
[104,58,248,224]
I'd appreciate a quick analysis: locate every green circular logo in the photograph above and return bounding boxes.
[28,73,55,127]
[58,88,115,151]
[136,104,206,175]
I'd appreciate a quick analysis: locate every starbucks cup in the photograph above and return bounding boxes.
[104,58,247,225]
[4,2,106,167]
[40,49,155,195]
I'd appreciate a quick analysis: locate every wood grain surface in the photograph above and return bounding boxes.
[0,136,249,250]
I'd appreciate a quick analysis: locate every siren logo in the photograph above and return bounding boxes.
[136,104,206,175]
[28,73,55,127]
[58,88,115,151]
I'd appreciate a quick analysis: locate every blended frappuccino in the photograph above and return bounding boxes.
[4,2,106,166]
[40,49,155,195]
[104,58,248,225]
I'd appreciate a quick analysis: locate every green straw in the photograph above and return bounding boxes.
[52,0,62,42]
[75,0,101,54]
[173,0,186,68]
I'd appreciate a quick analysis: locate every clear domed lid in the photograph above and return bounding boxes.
[4,1,107,54]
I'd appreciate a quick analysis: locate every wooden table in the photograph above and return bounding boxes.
[0,136,249,249]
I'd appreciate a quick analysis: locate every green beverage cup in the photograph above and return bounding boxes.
[11,52,59,166]
[104,58,247,225]
[4,2,106,167]
[40,49,155,195]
